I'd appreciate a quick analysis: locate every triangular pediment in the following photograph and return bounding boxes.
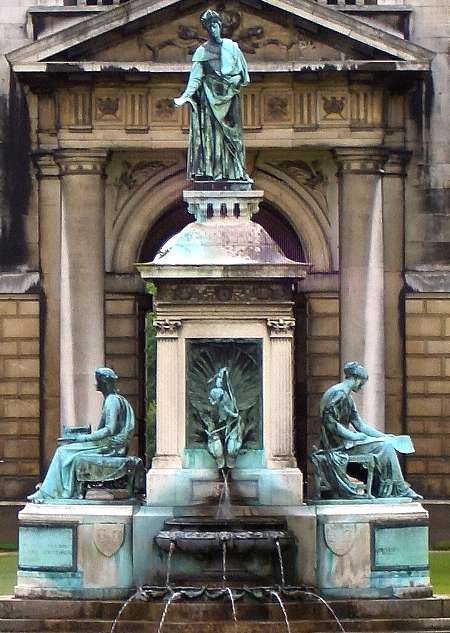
[7,0,432,69]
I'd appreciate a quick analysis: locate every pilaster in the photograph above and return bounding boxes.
[334,147,388,428]
[266,318,297,467]
[382,151,410,434]
[54,149,108,429]
[34,152,61,468]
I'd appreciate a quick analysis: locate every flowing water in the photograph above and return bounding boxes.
[274,539,285,586]
[217,468,232,518]
[221,539,227,585]
[110,588,141,633]
[156,591,182,633]
[165,541,176,587]
[296,590,346,633]
[226,586,238,633]
[270,591,291,633]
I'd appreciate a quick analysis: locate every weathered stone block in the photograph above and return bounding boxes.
[426,340,450,354]
[407,459,426,474]
[0,341,18,355]
[309,355,339,377]
[407,397,442,417]
[18,381,40,396]
[4,358,39,379]
[445,318,450,336]
[3,439,39,460]
[105,339,136,355]
[106,299,136,316]
[406,380,427,394]
[425,299,450,314]
[308,317,339,338]
[413,437,443,457]
[105,318,136,338]
[406,340,426,354]
[3,318,39,338]
[308,298,339,315]
[405,300,424,314]
[426,380,450,394]
[406,317,442,337]
[0,302,17,316]
[444,358,450,376]
[308,339,339,354]
[3,399,39,419]
[106,356,137,379]
[427,459,450,474]
[0,382,18,395]
[18,301,40,316]
[406,358,442,377]
[19,340,40,355]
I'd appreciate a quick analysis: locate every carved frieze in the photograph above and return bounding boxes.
[156,283,292,305]
[114,159,179,211]
[319,91,349,124]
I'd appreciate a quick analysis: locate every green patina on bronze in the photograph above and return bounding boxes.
[174,9,250,182]
[186,339,262,469]
[310,361,423,501]
[27,368,143,503]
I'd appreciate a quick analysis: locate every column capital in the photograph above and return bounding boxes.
[154,318,182,337]
[54,149,109,177]
[33,151,59,179]
[333,147,388,175]
[267,318,295,338]
[383,150,412,177]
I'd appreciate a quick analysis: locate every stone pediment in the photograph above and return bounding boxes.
[7,0,432,71]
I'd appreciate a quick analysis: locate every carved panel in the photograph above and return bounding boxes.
[156,282,291,304]
[59,89,92,131]
[318,91,349,125]
[125,90,149,132]
[263,91,294,126]
[350,88,383,128]
[94,90,124,128]
[151,90,181,126]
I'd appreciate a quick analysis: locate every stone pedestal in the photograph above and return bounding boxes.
[15,503,135,599]
[137,188,308,508]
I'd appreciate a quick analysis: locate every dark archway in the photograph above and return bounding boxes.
[138,200,306,262]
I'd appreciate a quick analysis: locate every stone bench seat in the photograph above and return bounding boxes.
[310,448,376,500]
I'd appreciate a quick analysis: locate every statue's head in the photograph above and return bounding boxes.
[200,9,222,41]
[343,361,368,392]
[95,367,118,392]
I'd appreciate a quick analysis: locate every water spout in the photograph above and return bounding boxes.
[221,538,227,585]
[157,591,182,633]
[274,539,285,587]
[165,540,176,587]
[270,590,291,633]
[226,586,238,633]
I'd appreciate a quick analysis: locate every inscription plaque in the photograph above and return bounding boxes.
[372,524,428,571]
[19,523,76,572]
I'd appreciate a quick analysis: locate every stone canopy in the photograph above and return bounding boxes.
[8,0,432,74]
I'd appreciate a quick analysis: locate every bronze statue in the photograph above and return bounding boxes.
[174,9,250,182]
[204,367,243,469]
[310,361,422,500]
[27,368,142,503]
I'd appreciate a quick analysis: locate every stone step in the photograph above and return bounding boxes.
[1,618,450,633]
[0,597,449,621]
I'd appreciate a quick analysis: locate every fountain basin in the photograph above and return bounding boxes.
[155,517,294,554]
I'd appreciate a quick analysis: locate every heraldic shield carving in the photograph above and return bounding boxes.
[323,523,356,556]
[93,523,125,557]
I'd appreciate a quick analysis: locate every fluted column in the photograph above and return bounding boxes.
[382,151,409,434]
[34,153,61,467]
[152,319,183,468]
[55,150,108,428]
[334,148,388,428]
[266,318,297,468]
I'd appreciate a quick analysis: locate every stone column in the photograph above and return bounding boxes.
[382,151,409,434]
[334,148,388,428]
[266,318,297,468]
[152,319,183,468]
[55,150,108,428]
[34,153,61,468]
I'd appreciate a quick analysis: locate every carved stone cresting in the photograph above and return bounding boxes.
[157,283,292,305]
[153,318,182,336]
[267,318,296,337]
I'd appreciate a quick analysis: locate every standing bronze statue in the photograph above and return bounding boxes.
[310,362,422,500]
[174,9,250,182]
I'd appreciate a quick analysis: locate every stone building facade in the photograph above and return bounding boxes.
[0,0,448,500]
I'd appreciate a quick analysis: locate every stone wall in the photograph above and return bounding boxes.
[405,294,450,498]
[105,294,142,456]
[0,295,40,499]
[304,293,340,494]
